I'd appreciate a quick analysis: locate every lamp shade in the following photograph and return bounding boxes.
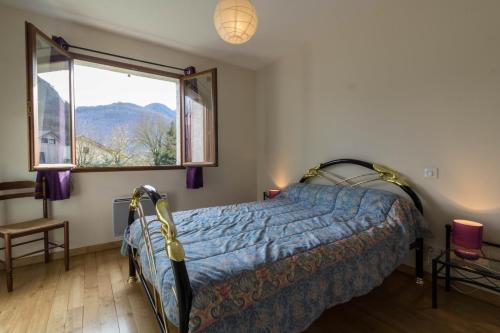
[267,189,281,199]
[214,0,258,45]
[452,219,483,260]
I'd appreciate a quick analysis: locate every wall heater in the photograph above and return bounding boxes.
[112,193,167,238]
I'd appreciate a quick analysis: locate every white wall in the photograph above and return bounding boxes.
[256,0,500,257]
[2,0,500,266]
[0,5,256,250]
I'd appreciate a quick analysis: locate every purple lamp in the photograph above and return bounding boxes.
[452,219,483,260]
[267,189,281,199]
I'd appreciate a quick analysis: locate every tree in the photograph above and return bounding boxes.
[76,136,99,167]
[108,124,132,166]
[134,114,176,166]
[163,121,177,165]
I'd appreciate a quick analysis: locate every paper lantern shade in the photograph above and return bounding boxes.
[214,0,258,45]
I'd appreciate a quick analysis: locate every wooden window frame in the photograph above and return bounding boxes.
[26,22,76,171]
[180,68,218,167]
[69,53,184,173]
[26,22,218,172]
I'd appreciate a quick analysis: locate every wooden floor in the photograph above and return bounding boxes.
[0,249,498,333]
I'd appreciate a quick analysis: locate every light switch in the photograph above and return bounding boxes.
[424,168,438,179]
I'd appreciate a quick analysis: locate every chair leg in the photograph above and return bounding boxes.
[64,222,69,271]
[44,231,50,263]
[5,234,13,292]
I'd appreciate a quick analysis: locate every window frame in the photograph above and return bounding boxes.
[26,22,219,172]
[69,52,184,172]
[26,22,76,171]
[180,68,219,167]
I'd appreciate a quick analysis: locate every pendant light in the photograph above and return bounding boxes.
[213,0,258,45]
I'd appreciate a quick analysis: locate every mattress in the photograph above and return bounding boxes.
[124,183,429,333]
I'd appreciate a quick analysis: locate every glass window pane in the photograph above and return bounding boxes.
[35,34,72,165]
[73,60,180,168]
[183,70,217,165]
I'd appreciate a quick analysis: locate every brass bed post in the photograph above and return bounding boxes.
[127,185,193,333]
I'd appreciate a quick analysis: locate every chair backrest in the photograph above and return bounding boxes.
[0,179,48,218]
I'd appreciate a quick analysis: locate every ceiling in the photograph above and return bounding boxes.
[0,0,340,70]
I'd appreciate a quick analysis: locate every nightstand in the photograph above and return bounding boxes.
[432,224,500,308]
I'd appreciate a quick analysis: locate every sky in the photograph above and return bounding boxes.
[38,62,179,110]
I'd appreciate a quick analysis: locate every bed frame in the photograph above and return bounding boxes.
[126,159,425,333]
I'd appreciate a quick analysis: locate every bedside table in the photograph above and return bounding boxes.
[432,224,500,308]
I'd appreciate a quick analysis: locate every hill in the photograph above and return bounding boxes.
[37,78,71,143]
[38,77,176,144]
[75,101,176,144]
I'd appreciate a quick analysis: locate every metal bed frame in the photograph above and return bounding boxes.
[126,159,425,333]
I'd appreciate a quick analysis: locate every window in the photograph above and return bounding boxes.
[73,58,180,168]
[26,22,218,171]
[26,24,73,169]
[182,69,218,165]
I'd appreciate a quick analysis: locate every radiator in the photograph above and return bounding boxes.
[112,193,167,238]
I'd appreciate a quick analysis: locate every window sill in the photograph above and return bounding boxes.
[29,165,218,173]
[71,165,185,173]
[33,164,76,170]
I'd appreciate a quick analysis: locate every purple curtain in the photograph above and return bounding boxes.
[35,170,71,200]
[186,166,203,189]
[184,66,204,189]
[51,36,70,50]
[49,36,69,63]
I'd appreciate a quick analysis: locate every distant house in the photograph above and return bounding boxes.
[76,135,123,166]
[39,130,71,164]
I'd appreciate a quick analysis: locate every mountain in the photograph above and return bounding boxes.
[37,78,71,143]
[75,102,176,144]
[145,103,176,119]
[37,77,177,146]
[76,102,176,123]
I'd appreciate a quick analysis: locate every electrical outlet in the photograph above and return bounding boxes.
[424,167,438,179]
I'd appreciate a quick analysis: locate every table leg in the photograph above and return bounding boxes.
[432,258,437,309]
[445,225,451,292]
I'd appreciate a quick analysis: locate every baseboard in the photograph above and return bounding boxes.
[0,240,122,270]
[397,264,500,307]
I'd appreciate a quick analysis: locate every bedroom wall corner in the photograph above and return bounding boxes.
[255,0,500,268]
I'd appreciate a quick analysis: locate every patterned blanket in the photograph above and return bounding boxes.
[124,183,429,333]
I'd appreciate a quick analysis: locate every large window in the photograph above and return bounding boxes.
[26,23,217,171]
[74,58,180,168]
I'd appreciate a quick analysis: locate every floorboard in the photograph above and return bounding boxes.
[0,249,498,333]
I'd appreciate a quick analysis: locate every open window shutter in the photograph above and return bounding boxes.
[26,22,76,170]
[180,68,218,166]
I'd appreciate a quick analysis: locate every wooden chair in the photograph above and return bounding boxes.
[0,179,69,292]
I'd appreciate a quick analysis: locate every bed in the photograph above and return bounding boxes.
[123,159,430,333]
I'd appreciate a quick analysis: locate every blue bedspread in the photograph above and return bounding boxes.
[124,183,428,333]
